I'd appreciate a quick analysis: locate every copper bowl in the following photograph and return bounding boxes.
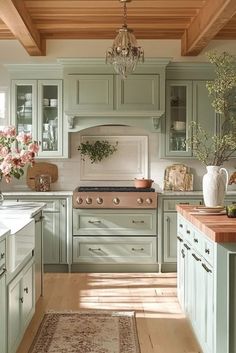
[134,178,154,188]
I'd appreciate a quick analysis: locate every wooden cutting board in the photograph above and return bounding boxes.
[26,162,58,190]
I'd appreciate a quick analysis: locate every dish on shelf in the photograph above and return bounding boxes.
[194,206,225,214]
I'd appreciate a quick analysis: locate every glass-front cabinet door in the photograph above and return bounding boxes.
[165,81,192,157]
[38,80,63,157]
[11,80,37,137]
[11,79,63,158]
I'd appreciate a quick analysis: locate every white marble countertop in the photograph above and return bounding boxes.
[0,201,45,217]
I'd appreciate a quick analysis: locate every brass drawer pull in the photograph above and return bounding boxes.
[88,220,101,224]
[179,224,183,228]
[89,248,101,251]
[194,238,198,243]
[177,236,183,242]
[186,230,190,234]
[0,252,5,259]
[24,287,29,294]
[192,253,201,262]
[181,249,185,258]
[132,248,144,251]
[132,220,144,224]
[205,248,210,254]
[202,263,212,273]
[20,297,24,304]
[179,202,189,205]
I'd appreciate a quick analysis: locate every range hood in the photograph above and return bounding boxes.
[65,110,164,133]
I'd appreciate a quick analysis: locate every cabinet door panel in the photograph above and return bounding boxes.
[67,75,114,111]
[43,201,60,264]
[22,264,34,327]
[163,212,177,262]
[116,75,159,111]
[8,278,21,353]
[11,80,37,139]
[164,80,192,157]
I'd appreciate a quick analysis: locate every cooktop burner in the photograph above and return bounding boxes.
[77,186,155,192]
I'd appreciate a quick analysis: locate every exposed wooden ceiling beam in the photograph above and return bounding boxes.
[0,0,45,55]
[181,0,236,56]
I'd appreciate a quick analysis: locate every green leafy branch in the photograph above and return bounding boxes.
[78,140,118,164]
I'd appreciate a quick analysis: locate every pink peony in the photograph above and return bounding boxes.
[16,131,32,145]
[0,145,9,157]
[0,160,12,175]
[28,142,40,154]
[2,126,16,138]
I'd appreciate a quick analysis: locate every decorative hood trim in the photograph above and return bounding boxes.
[65,110,164,133]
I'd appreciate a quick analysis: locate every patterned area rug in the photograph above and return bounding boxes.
[29,311,140,353]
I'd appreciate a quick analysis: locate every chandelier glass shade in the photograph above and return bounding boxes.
[106,0,144,79]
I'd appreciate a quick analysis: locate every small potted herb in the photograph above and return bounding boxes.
[78,140,118,164]
[226,204,236,218]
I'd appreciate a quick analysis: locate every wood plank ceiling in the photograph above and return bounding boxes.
[0,0,236,56]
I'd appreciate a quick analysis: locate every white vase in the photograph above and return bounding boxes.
[202,166,229,207]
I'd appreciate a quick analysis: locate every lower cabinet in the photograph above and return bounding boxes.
[8,259,35,353]
[177,214,214,353]
[158,196,203,271]
[5,195,72,271]
[72,209,158,272]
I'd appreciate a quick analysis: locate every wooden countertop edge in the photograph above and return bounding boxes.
[176,205,236,243]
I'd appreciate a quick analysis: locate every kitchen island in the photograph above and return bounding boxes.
[0,202,44,353]
[176,204,236,353]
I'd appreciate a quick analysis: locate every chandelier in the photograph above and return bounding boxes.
[106,0,144,79]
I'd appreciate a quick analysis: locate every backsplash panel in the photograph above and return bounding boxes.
[2,125,236,193]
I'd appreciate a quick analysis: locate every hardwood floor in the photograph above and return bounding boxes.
[17,273,202,353]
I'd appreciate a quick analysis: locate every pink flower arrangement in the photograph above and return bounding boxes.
[0,126,39,183]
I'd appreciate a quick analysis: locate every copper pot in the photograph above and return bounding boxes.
[134,178,154,188]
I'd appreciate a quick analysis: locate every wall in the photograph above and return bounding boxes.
[0,39,236,193]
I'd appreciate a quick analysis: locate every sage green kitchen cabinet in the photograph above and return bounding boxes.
[5,195,71,272]
[158,196,203,271]
[67,73,160,113]
[162,78,217,158]
[67,74,114,112]
[177,213,225,353]
[8,259,35,353]
[43,199,67,266]
[0,239,6,353]
[164,80,193,157]
[72,208,158,272]
[163,212,177,263]
[11,79,65,158]
[116,74,160,111]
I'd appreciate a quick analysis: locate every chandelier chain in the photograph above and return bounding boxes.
[123,2,127,27]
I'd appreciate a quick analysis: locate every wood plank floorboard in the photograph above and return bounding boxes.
[16,273,202,353]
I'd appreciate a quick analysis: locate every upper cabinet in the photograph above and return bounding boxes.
[67,74,114,112]
[116,74,160,111]
[11,79,66,158]
[164,80,193,157]
[66,73,160,113]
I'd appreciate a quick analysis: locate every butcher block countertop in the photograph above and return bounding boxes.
[176,204,236,243]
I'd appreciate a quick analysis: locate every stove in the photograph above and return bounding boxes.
[73,186,158,209]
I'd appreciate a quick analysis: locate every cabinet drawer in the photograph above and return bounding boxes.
[163,199,202,211]
[73,210,156,235]
[0,239,6,269]
[73,237,157,264]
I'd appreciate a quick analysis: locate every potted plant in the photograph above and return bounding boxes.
[78,139,118,164]
[187,51,236,207]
